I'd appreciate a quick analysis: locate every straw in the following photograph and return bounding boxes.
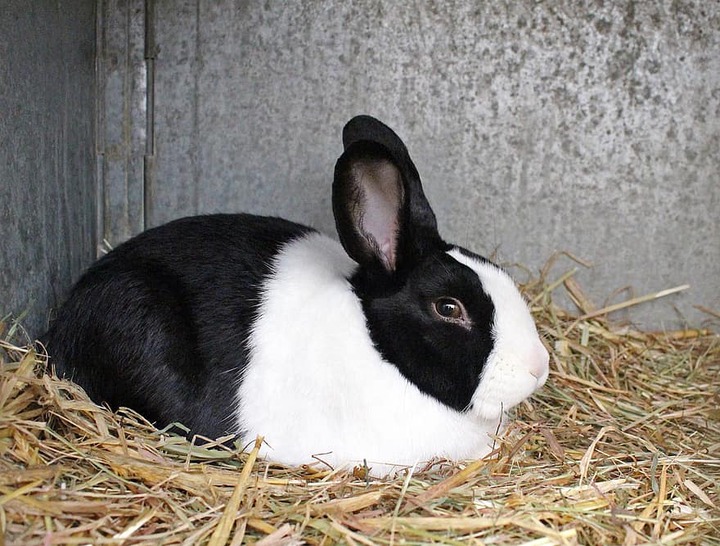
[1,263,718,545]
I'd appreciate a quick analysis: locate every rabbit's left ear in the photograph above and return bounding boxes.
[332,116,443,274]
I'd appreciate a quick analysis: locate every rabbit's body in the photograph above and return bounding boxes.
[44,116,549,474]
[46,214,312,438]
[241,232,504,472]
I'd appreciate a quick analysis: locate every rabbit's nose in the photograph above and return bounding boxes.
[529,341,550,386]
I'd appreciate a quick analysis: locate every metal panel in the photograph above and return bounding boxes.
[0,1,97,338]
[97,0,148,245]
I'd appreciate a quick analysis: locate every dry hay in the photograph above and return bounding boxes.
[1,258,719,545]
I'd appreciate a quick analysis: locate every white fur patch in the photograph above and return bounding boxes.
[237,233,516,476]
[447,249,549,422]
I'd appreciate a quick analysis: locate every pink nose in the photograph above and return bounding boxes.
[529,341,550,385]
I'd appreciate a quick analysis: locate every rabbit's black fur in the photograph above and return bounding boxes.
[44,214,313,437]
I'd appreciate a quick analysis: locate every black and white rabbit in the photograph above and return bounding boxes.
[43,115,549,475]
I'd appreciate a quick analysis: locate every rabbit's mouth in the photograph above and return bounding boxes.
[528,341,551,387]
[467,352,549,423]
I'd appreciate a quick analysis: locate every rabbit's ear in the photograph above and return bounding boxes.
[333,116,443,273]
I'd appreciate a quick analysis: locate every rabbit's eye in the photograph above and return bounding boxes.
[432,297,464,320]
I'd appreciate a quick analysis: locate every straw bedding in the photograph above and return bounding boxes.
[1,260,718,545]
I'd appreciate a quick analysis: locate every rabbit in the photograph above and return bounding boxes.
[43,115,549,475]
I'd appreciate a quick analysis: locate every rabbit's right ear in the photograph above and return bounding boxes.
[332,116,443,274]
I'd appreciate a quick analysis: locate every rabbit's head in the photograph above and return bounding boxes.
[333,116,549,421]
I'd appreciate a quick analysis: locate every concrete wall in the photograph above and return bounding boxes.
[140,1,718,330]
[2,1,717,336]
[0,2,97,338]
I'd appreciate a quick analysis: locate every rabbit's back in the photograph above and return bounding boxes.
[43,214,313,437]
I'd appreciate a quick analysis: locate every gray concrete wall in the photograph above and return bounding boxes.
[0,1,97,338]
[140,1,718,330]
[2,1,717,336]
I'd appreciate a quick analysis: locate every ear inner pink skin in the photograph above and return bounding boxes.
[354,161,403,271]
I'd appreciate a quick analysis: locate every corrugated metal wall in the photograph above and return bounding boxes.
[97,0,149,245]
[2,1,718,335]
[1,1,97,338]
